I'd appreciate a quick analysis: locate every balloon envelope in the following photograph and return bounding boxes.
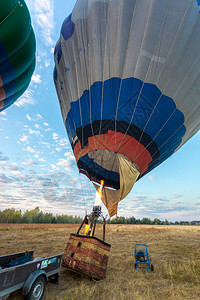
[54,0,200,216]
[0,0,36,111]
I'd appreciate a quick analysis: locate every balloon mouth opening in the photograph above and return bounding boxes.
[94,180,104,206]
[77,149,121,190]
[79,166,119,190]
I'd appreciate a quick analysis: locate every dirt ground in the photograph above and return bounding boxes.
[0,223,200,300]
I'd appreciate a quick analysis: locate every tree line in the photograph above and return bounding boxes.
[0,207,82,224]
[0,207,199,225]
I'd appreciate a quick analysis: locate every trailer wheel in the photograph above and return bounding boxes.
[49,273,59,283]
[25,276,46,300]
[151,264,154,272]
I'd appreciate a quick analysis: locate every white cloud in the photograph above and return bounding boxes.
[20,135,29,143]
[44,128,52,132]
[34,153,46,162]
[31,73,41,84]
[38,158,46,162]
[57,158,73,171]
[24,146,37,153]
[44,122,49,126]
[28,128,41,136]
[36,114,43,120]
[64,152,72,157]
[15,90,34,107]
[45,60,50,67]
[0,173,12,184]
[0,111,6,116]
[26,114,32,121]
[66,154,75,161]
[2,164,24,177]
[27,0,55,46]
[53,133,59,140]
[51,164,58,170]
[22,159,35,165]
[57,138,68,147]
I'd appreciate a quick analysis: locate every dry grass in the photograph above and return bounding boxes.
[0,224,200,300]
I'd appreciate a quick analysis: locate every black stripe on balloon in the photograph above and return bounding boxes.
[73,119,160,160]
[77,159,120,190]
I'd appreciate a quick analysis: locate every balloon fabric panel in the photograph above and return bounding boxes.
[54,0,200,215]
[0,0,36,111]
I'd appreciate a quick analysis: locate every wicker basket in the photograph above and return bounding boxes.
[62,234,111,280]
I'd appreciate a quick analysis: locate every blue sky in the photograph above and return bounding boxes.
[0,0,199,222]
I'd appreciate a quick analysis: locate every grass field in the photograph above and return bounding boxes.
[0,223,200,300]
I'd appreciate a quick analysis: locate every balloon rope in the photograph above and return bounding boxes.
[78,171,86,213]
[116,0,174,157]
[131,0,192,163]
[0,1,22,26]
[114,0,138,152]
[139,122,185,175]
[133,0,196,166]
[77,84,84,151]
[137,52,200,174]
[114,0,157,154]
[96,1,110,150]
[85,0,97,150]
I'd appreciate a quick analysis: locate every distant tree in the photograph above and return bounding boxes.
[52,217,57,224]
[179,221,190,225]
[0,208,16,223]
[42,212,54,223]
[126,217,136,224]
[110,217,117,224]
[21,207,40,223]
[74,216,83,224]
[141,217,152,225]
[153,218,162,225]
[117,216,126,224]
[0,208,193,225]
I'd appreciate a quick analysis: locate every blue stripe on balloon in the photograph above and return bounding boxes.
[54,41,62,64]
[1,80,17,100]
[197,0,200,12]
[0,41,16,98]
[0,59,16,89]
[79,154,120,187]
[0,40,8,64]
[61,14,75,41]
[65,77,186,160]
[0,94,15,112]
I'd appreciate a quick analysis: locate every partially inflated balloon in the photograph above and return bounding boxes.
[0,0,36,111]
[54,0,200,216]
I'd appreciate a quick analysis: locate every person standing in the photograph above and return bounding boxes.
[84,217,92,236]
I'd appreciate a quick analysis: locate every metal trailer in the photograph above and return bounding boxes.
[0,250,62,300]
[134,244,154,274]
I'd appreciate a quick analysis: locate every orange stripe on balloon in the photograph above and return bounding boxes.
[0,100,4,110]
[73,131,152,175]
[0,75,3,87]
[0,86,6,101]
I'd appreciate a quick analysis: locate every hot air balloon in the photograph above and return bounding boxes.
[0,0,36,112]
[54,0,200,217]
